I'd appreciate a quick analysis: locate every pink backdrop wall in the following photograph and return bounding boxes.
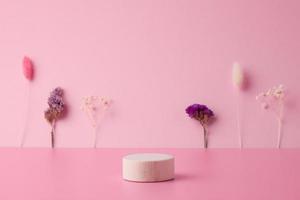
[0,0,299,148]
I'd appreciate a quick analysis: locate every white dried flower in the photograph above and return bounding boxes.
[256,84,284,102]
[256,84,285,148]
[81,96,112,127]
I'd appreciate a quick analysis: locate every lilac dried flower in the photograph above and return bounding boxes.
[51,87,64,96]
[44,87,65,148]
[48,87,64,114]
[186,103,214,148]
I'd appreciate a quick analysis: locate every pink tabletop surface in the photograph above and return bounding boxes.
[0,148,299,200]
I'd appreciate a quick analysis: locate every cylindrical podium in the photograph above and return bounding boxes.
[122,153,175,182]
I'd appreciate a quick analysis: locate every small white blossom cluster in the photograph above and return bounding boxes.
[81,96,111,111]
[81,96,112,127]
[256,84,284,100]
[256,84,284,109]
[256,84,285,148]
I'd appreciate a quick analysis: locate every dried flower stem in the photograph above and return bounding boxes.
[277,99,284,148]
[236,91,242,148]
[94,126,98,148]
[93,113,106,148]
[51,120,56,148]
[200,122,208,149]
[203,126,208,148]
[21,83,32,147]
[277,119,282,148]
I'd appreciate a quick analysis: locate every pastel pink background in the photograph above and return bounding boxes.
[0,0,299,148]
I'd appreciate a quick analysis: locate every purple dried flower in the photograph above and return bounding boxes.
[48,95,64,113]
[44,87,66,148]
[185,103,214,148]
[186,104,214,123]
[47,87,65,114]
[51,87,63,96]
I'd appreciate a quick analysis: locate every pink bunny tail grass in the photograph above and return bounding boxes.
[23,56,34,81]
[21,56,34,147]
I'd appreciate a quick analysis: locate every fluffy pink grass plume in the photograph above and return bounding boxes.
[23,56,34,81]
